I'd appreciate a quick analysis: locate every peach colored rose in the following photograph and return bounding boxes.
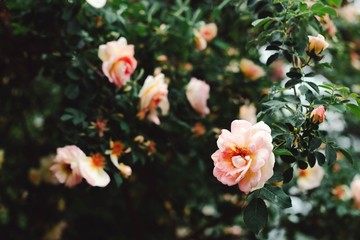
[212,120,275,194]
[79,153,110,187]
[199,23,218,42]
[297,163,324,191]
[50,145,85,188]
[239,58,265,81]
[194,30,207,51]
[239,103,257,125]
[98,37,138,88]
[186,77,210,116]
[351,175,360,208]
[310,105,326,124]
[307,34,329,55]
[138,73,169,125]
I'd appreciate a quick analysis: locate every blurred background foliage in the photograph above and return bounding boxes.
[1,0,360,239]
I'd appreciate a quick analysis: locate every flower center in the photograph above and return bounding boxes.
[61,163,72,175]
[232,147,251,168]
[91,153,105,168]
[299,169,308,177]
[112,141,124,157]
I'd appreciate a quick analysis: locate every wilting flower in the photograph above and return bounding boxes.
[194,30,207,51]
[212,120,275,194]
[310,105,326,124]
[86,0,106,8]
[307,34,329,56]
[118,163,132,178]
[297,163,324,191]
[192,122,206,136]
[50,146,85,188]
[98,37,137,88]
[351,175,360,208]
[186,77,210,116]
[239,58,265,81]
[239,103,257,125]
[199,23,218,42]
[105,140,125,168]
[138,73,169,125]
[79,153,110,187]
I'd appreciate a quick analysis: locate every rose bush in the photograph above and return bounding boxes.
[1,0,360,239]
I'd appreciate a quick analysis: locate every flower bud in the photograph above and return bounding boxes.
[310,105,326,124]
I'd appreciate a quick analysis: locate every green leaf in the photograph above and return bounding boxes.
[283,167,293,183]
[266,53,279,66]
[326,144,337,166]
[285,79,302,88]
[337,147,353,165]
[243,198,268,234]
[327,0,342,7]
[308,153,316,167]
[280,155,297,163]
[347,104,360,119]
[329,104,346,113]
[260,184,292,209]
[309,137,322,151]
[298,160,308,170]
[64,84,80,100]
[315,151,326,166]
[251,17,273,30]
[274,149,293,156]
[305,81,319,93]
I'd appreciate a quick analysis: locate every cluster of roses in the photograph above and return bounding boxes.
[51,29,213,187]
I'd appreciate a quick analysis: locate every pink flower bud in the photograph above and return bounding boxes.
[310,105,326,124]
[307,34,329,55]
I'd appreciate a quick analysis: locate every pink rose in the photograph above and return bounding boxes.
[297,163,324,191]
[186,77,210,116]
[199,23,218,42]
[212,120,275,194]
[50,145,85,188]
[310,105,326,124]
[239,58,265,81]
[138,73,169,125]
[98,37,138,88]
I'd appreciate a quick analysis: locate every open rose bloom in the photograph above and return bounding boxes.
[212,120,275,194]
[50,146,85,188]
[186,77,210,116]
[50,146,110,188]
[98,37,137,88]
[138,73,169,125]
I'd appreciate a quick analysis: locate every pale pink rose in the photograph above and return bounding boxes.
[239,58,265,81]
[297,163,324,191]
[322,14,337,37]
[194,30,207,51]
[351,175,360,208]
[338,4,359,23]
[186,77,210,116]
[138,73,169,125]
[98,37,138,88]
[307,34,329,55]
[50,145,85,188]
[239,103,257,125]
[79,153,110,187]
[86,0,106,8]
[310,105,326,124]
[199,23,218,42]
[212,120,275,194]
